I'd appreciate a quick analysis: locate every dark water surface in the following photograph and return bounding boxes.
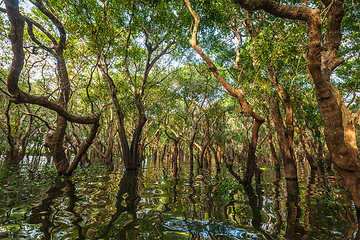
[0,160,358,239]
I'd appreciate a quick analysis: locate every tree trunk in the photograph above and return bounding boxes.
[243,120,262,185]
[45,117,69,174]
[267,97,298,182]
[4,0,100,176]
[267,121,281,170]
[285,178,305,239]
[210,145,221,174]
[233,0,360,232]
[184,0,265,183]
[99,62,147,170]
[297,126,318,169]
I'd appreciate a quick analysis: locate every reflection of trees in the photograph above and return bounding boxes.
[186,165,198,220]
[28,177,67,239]
[304,169,359,239]
[284,178,305,240]
[240,167,304,240]
[28,177,85,240]
[65,178,85,240]
[273,170,282,235]
[28,171,141,239]
[163,166,179,214]
[94,170,140,239]
[243,184,273,240]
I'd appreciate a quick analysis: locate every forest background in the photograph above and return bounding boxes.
[1,0,360,238]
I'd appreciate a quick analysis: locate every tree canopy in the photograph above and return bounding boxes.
[1,0,360,236]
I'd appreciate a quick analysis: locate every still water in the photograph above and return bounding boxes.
[0,159,357,239]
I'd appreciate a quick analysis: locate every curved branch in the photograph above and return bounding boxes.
[29,0,66,48]
[183,0,264,123]
[11,90,99,124]
[17,105,55,130]
[5,0,99,125]
[233,0,311,21]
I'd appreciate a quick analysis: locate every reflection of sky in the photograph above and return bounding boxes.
[162,218,260,239]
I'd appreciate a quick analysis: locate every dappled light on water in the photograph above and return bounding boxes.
[0,160,358,239]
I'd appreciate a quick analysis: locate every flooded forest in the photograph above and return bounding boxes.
[1,0,360,239]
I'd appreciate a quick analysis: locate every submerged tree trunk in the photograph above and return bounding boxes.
[184,0,265,184]
[45,117,69,174]
[267,96,298,184]
[243,120,262,185]
[297,125,318,169]
[1,104,33,169]
[285,178,305,239]
[233,0,360,234]
[5,0,100,176]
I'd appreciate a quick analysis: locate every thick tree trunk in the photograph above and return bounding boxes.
[233,0,360,232]
[45,117,69,174]
[267,97,298,182]
[243,120,262,185]
[285,178,305,239]
[307,4,360,223]
[5,0,100,176]
[297,126,318,169]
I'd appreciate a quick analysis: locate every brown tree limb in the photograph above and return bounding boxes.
[183,0,264,124]
[4,0,99,124]
[65,120,100,176]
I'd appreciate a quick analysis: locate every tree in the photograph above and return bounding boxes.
[233,0,360,235]
[3,0,100,175]
[184,0,265,185]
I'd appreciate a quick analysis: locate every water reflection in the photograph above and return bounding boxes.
[273,170,282,236]
[65,178,85,240]
[160,218,260,239]
[94,169,140,239]
[243,184,273,240]
[28,177,67,239]
[284,177,305,240]
[0,160,357,239]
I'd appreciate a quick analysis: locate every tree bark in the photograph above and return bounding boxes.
[233,0,360,231]
[266,120,281,170]
[5,0,100,175]
[243,120,262,185]
[297,125,318,169]
[184,0,265,184]
[267,96,298,182]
